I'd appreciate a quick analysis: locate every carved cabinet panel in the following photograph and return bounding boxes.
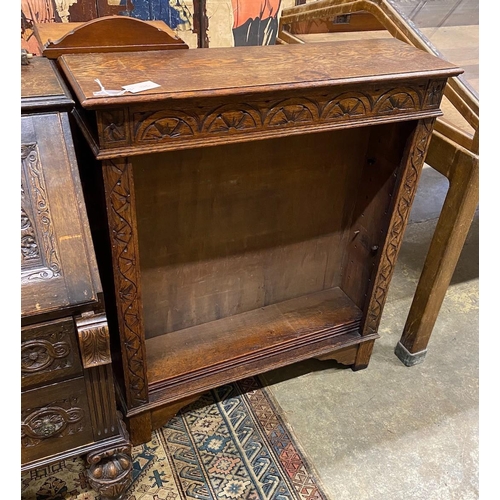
[21,112,98,317]
[21,377,93,464]
[21,57,132,499]
[21,318,83,390]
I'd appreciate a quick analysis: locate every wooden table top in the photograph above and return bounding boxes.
[21,57,65,99]
[21,56,74,112]
[58,37,461,109]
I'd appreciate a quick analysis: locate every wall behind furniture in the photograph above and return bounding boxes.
[21,0,298,51]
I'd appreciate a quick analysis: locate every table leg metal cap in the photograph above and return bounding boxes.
[394,341,427,367]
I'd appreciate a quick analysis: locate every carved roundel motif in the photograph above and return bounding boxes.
[134,110,197,142]
[203,105,261,133]
[21,339,71,373]
[265,99,318,127]
[21,406,84,440]
[375,88,420,114]
[322,92,372,119]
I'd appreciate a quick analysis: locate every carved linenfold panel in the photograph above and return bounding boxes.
[102,159,148,407]
[76,313,112,368]
[363,118,435,336]
[21,339,71,373]
[108,80,440,153]
[21,143,61,283]
[21,398,85,448]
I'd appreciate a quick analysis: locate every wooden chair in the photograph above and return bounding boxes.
[278,0,479,366]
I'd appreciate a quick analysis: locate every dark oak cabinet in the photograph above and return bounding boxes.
[21,57,132,499]
[54,38,460,445]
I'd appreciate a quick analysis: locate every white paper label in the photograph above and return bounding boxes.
[122,81,161,93]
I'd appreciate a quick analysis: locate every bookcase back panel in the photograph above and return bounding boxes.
[134,128,371,338]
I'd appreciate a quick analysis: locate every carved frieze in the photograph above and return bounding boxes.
[374,88,420,113]
[134,110,197,142]
[266,99,317,127]
[323,92,370,119]
[203,105,260,133]
[100,109,128,144]
[95,80,441,156]
[21,143,61,282]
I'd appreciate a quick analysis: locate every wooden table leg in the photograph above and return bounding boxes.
[395,133,479,366]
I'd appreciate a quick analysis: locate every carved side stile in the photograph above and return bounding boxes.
[101,159,148,408]
[362,117,435,336]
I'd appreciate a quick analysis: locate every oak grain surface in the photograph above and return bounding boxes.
[134,129,368,337]
[58,38,460,107]
[60,32,459,442]
[21,57,65,99]
[146,287,362,384]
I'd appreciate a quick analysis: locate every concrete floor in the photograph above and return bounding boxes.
[261,165,479,500]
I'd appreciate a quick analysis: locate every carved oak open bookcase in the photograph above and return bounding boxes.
[56,38,460,444]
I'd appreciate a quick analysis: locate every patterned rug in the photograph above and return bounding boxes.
[21,377,329,500]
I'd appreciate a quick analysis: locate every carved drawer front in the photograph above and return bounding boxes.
[21,377,93,465]
[21,318,83,390]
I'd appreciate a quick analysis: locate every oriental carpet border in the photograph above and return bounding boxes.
[21,376,330,500]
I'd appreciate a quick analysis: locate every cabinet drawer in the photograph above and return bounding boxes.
[21,318,83,390]
[21,377,93,465]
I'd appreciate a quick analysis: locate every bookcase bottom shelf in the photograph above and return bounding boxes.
[145,287,377,406]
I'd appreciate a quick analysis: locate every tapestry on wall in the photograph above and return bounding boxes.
[21,376,329,500]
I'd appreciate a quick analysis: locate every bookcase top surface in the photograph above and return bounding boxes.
[58,38,461,109]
